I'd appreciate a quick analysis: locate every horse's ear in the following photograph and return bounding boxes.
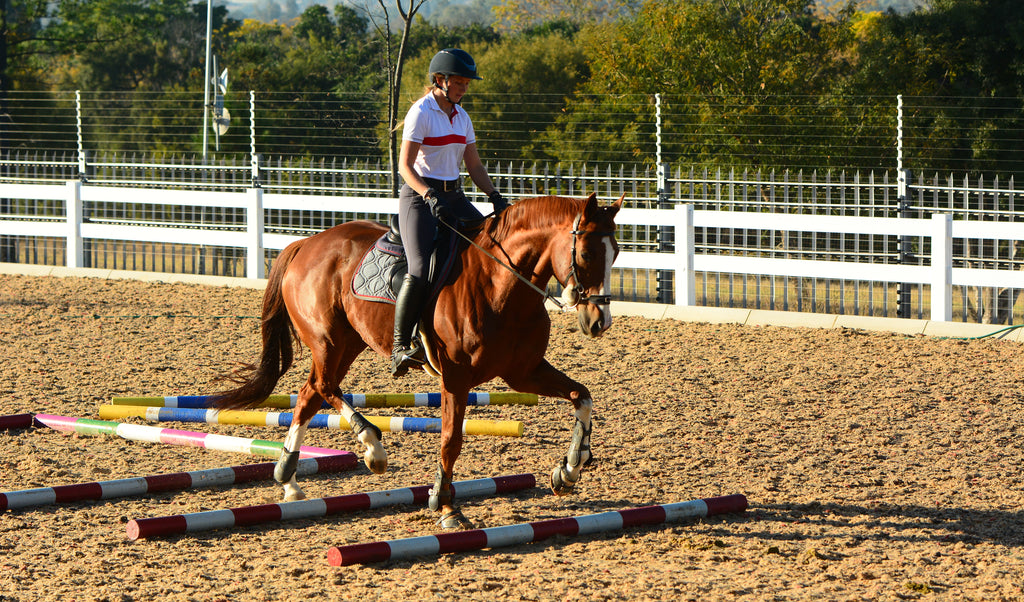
[610,193,624,213]
[598,193,624,221]
[583,192,623,222]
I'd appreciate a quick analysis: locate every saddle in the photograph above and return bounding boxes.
[351,215,462,305]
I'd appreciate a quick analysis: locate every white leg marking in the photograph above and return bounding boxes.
[282,475,305,502]
[282,422,308,453]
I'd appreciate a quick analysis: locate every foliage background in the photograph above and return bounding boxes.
[0,0,1021,178]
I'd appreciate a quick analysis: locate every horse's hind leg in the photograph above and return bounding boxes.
[314,341,387,475]
[324,386,387,475]
[278,415,309,501]
[274,342,386,502]
[505,359,594,496]
[277,393,316,501]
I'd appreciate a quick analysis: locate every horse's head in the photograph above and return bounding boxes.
[558,192,624,338]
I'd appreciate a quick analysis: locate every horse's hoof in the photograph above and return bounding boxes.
[282,484,306,502]
[364,445,388,474]
[550,462,577,496]
[437,509,474,530]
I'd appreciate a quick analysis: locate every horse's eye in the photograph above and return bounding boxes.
[581,252,591,262]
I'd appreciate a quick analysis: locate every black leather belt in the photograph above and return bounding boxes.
[423,177,462,192]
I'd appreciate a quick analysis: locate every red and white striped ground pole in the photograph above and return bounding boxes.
[127,473,537,540]
[1,454,356,511]
[327,493,748,566]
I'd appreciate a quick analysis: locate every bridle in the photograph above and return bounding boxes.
[438,212,615,311]
[561,212,614,308]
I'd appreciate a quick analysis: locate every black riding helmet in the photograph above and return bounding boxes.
[428,48,483,82]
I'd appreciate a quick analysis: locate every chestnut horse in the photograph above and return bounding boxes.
[213,192,623,528]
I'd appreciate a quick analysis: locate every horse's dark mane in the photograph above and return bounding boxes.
[484,195,583,242]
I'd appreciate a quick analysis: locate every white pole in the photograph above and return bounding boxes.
[250,91,259,186]
[930,213,953,322]
[202,0,212,159]
[675,203,695,307]
[65,180,83,269]
[75,90,85,179]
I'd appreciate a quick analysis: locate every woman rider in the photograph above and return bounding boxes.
[392,48,509,378]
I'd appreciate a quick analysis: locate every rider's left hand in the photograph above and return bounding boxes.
[489,190,509,215]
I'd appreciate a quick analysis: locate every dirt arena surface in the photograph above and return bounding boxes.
[2,272,1023,601]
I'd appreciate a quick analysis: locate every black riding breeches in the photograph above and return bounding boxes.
[398,183,482,279]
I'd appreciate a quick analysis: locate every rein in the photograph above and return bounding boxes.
[438,213,611,311]
[438,215,568,309]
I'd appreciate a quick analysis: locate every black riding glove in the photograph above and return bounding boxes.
[488,190,509,214]
[424,188,453,223]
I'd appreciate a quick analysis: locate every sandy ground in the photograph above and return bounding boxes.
[1,273,1024,601]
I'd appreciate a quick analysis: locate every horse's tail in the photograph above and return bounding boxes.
[212,241,303,410]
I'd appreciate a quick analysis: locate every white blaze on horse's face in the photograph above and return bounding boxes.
[599,235,615,330]
[570,233,616,338]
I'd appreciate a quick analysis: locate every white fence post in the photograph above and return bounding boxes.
[247,187,265,279]
[65,180,83,269]
[930,212,953,322]
[675,203,695,307]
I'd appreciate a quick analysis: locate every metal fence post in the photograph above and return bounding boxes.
[75,91,87,182]
[657,162,675,303]
[654,94,674,303]
[250,91,261,187]
[897,168,913,317]
[930,212,952,322]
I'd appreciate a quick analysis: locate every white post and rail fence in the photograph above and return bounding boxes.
[2,181,1023,327]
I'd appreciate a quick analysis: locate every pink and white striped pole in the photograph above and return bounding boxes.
[327,493,748,566]
[33,413,347,459]
[127,473,536,540]
[0,454,356,511]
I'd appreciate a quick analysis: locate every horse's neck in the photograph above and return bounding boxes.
[481,220,564,286]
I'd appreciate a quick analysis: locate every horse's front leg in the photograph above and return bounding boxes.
[428,386,473,529]
[505,359,594,496]
[552,396,593,496]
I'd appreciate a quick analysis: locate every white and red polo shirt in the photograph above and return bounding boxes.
[402,93,476,181]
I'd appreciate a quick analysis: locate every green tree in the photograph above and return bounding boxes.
[294,4,334,41]
[468,26,590,163]
[220,13,381,159]
[15,0,235,154]
[546,0,861,169]
[493,0,636,34]
[848,0,1024,177]
[41,0,206,91]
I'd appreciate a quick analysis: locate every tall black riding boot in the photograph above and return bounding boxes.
[391,273,428,377]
